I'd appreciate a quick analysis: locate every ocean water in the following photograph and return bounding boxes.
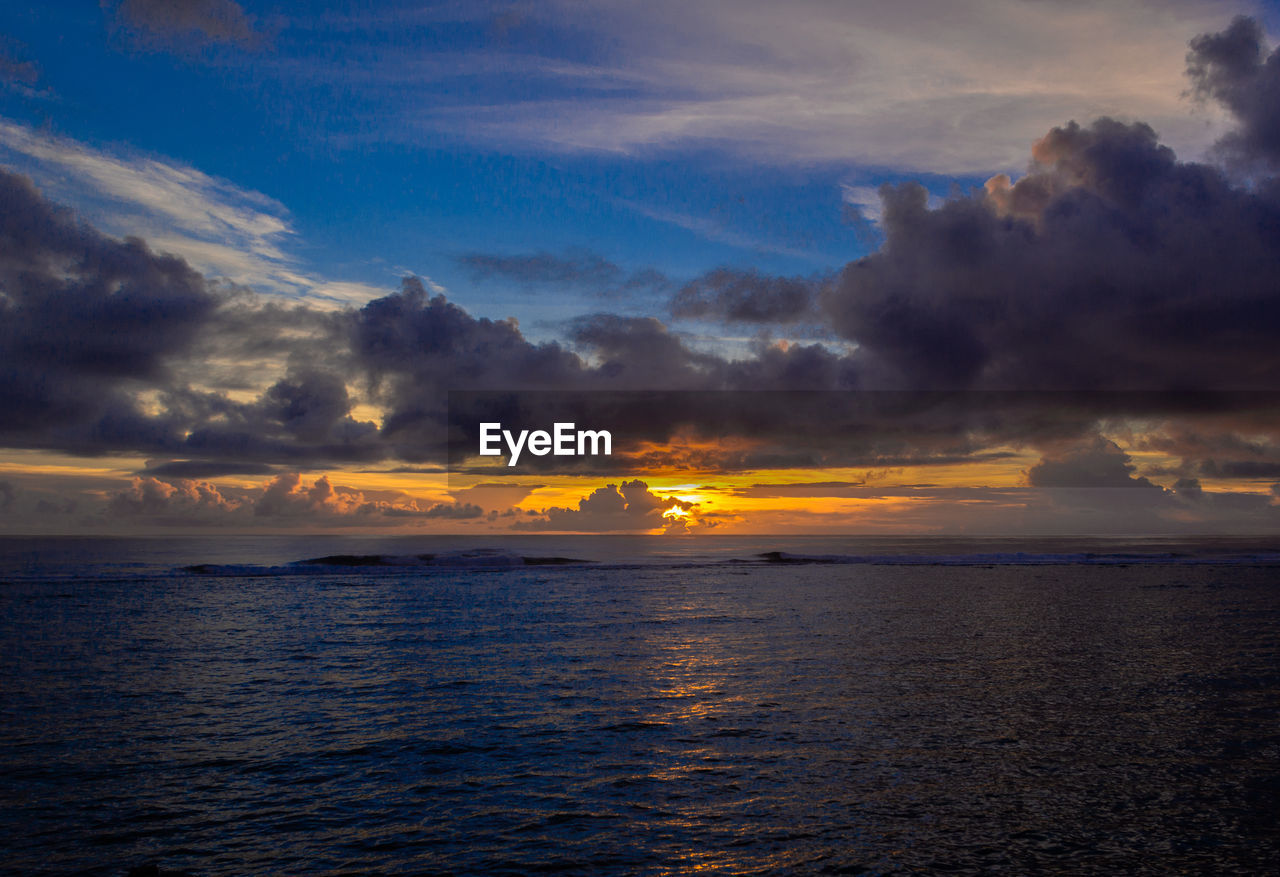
[1,536,1278,875]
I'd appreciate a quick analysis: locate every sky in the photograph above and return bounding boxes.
[3,0,1280,535]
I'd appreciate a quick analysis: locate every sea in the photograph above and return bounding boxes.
[1,535,1277,875]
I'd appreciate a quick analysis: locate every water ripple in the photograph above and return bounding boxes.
[0,562,1277,874]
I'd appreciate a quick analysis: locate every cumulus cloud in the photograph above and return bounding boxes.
[172,370,383,464]
[568,314,723,389]
[1187,15,1280,170]
[106,473,482,526]
[109,475,244,518]
[253,473,482,521]
[1025,438,1159,489]
[0,168,217,452]
[0,168,393,467]
[517,480,694,532]
[824,113,1280,390]
[350,277,587,459]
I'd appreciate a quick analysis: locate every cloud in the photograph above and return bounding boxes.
[109,475,244,518]
[1187,15,1280,170]
[0,167,218,452]
[517,479,694,532]
[4,153,1276,490]
[0,39,46,98]
[252,473,482,521]
[669,267,827,324]
[0,119,291,284]
[459,249,622,287]
[349,277,588,459]
[0,167,389,467]
[141,460,276,479]
[450,482,541,512]
[106,472,483,526]
[1201,460,1280,479]
[0,54,38,88]
[171,369,384,465]
[456,249,670,295]
[823,111,1280,390]
[110,0,262,50]
[381,0,1239,172]
[1025,438,1159,489]
[0,119,392,306]
[568,314,723,389]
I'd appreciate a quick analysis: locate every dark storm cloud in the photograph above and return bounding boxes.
[1187,15,1280,169]
[349,277,587,459]
[0,168,216,452]
[0,169,385,467]
[110,0,261,49]
[568,315,724,389]
[174,370,384,465]
[142,460,277,479]
[185,290,347,391]
[669,267,828,324]
[823,112,1280,390]
[720,341,858,391]
[353,278,586,391]
[1116,400,1280,482]
[1199,460,1280,480]
[1025,438,1159,489]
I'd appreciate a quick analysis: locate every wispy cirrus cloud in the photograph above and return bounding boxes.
[315,0,1251,173]
[456,248,671,299]
[0,118,390,306]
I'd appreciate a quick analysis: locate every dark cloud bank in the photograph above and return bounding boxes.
[5,17,1280,527]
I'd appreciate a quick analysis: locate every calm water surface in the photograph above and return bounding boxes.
[1,537,1278,874]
